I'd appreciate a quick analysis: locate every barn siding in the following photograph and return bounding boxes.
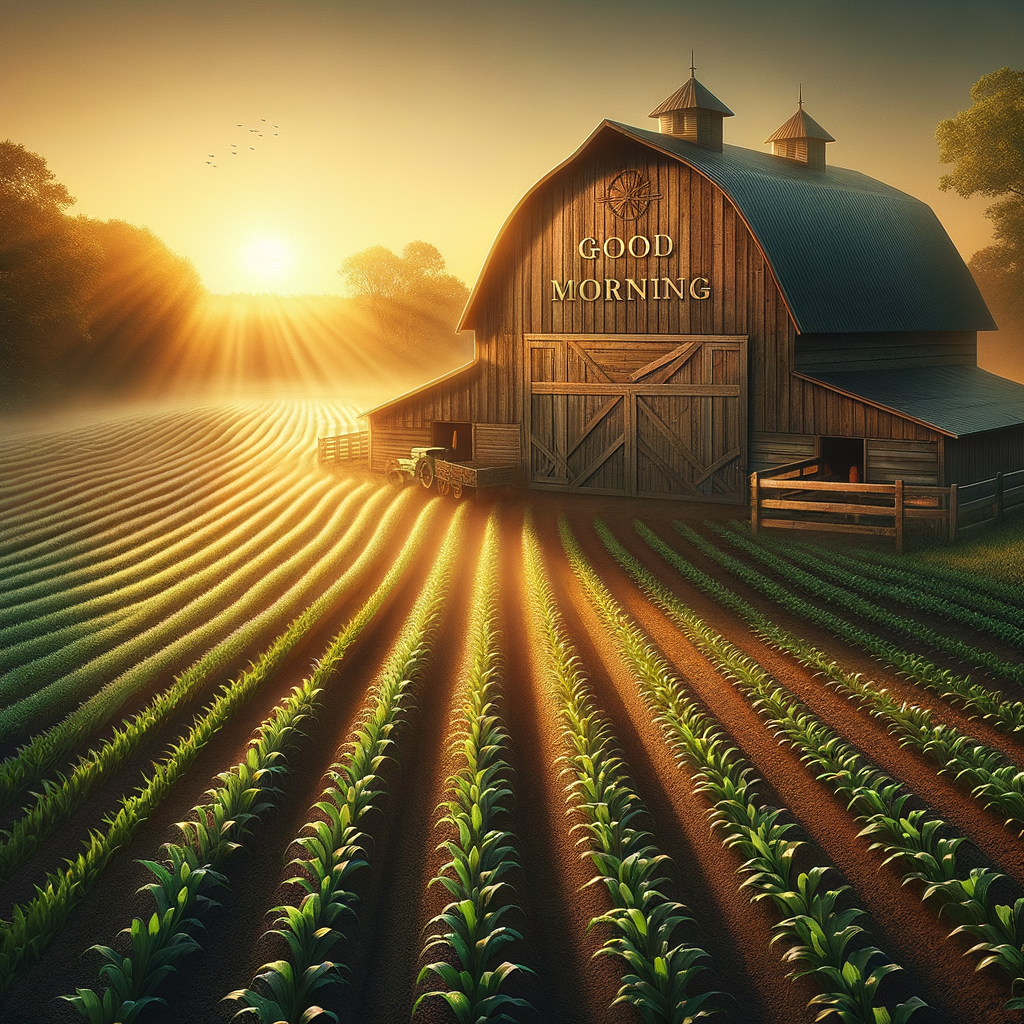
[945,426,1024,484]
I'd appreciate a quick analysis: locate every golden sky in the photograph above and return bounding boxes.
[2,0,1021,296]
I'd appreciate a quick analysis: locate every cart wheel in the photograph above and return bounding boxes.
[451,479,463,499]
[436,477,450,496]
[385,460,405,487]
[415,457,435,489]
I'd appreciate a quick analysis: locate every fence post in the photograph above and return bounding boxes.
[750,472,760,536]
[894,479,904,555]
[949,483,958,543]
[996,471,1004,521]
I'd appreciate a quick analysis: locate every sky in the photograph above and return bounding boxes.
[1,0,1021,296]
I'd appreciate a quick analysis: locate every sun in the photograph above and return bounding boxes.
[243,238,292,279]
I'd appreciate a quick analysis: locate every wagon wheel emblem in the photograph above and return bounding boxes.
[598,170,661,220]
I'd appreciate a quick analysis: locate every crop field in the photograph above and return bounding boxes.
[1,402,1023,1024]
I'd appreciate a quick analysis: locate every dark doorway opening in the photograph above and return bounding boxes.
[819,436,864,483]
[433,422,472,462]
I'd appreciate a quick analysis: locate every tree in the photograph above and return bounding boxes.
[339,241,469,358]
[937,67,1024,379]
[0,141,102,404]
[72,219,206,393]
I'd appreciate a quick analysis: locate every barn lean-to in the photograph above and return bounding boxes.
[365,68,1024,502]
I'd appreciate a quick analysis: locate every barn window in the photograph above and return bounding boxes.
[432,422,472,461]
[818,436,864,483]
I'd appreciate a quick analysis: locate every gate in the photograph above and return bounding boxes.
[524,334,747,502]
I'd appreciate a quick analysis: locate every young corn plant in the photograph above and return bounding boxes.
[415,512,534,1023]
[559,516,926,1024]
[595,518,1024,1008]
[673,521,1024,736]
[0,498,442,999]
[224,503,465,1024]
[523,515,719,1024]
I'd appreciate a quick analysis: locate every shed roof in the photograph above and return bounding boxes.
[459,120,995,336]
[797,365,1024,437]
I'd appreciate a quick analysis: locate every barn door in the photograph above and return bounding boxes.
[525,335,747,502]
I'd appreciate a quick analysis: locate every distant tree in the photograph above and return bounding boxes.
[74,219,206,392]
[339,241,469,357]
[937,67,1024,379]
[0,141,102,404]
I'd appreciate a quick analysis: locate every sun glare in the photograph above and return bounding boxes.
[243,238,292,280]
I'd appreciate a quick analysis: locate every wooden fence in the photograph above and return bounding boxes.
[954,467,1024,538]
[318,431,369,465]
[750,458,954,554]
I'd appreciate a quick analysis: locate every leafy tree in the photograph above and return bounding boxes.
[937,67,1024,379]
[0,141,102,404]
[339,241,469,357]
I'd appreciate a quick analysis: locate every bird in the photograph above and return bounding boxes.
[249,146,255,150]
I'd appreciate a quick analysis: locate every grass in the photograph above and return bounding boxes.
[912,514,1024,585]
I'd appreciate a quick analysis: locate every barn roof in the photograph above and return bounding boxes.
[797,365,1024,437]
[458,120,995,335]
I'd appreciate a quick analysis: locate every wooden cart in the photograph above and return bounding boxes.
[434,459,517,499]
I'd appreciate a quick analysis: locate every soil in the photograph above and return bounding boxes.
[2,467,1023,1024]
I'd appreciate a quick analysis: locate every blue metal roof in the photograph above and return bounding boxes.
[612,122,996,335]
[798,365,1024,437]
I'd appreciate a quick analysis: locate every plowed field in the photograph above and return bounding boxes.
[1,402,1022,1024]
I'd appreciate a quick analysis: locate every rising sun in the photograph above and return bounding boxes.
[243,238,292,279]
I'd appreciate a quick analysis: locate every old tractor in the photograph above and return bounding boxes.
[384,446,446,490]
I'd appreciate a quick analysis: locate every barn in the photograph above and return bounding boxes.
[364,70,1024,504]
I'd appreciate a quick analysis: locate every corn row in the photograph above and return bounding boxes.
[637,521,1024,839]
[741,525,1024,646]
[0,484,402,814]
[415,512,534,1022]
[671,522,1024,736]
[704,523,1024,686]
[224,504,463,1024]
[749,526,1024,628]
[559,517,926,1024]
[837,541,1024,611]
[0,499,440,996]
[62,673,323,1024]
[0,486,400,886]
[597,518,1024,1008]
[524,517,718,1024]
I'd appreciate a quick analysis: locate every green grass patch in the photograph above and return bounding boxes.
[913,514,1024,585]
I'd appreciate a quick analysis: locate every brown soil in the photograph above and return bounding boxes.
[1,485,1022,1024]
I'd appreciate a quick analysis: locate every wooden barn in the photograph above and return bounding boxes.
[364,70,1024,504]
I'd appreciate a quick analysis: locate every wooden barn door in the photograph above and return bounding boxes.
[525,335,747,502]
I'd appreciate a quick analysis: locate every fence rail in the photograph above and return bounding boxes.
[751,458,958,553]
[955,468,1024,532]
[318,431,369,465]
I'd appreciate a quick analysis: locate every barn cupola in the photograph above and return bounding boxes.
[648,55,734,152]
[765,89,835,172]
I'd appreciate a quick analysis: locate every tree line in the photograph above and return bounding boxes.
[0,140,470,410]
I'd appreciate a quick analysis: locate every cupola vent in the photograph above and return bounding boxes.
[765,89,835,171]
[649,55,734,152]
